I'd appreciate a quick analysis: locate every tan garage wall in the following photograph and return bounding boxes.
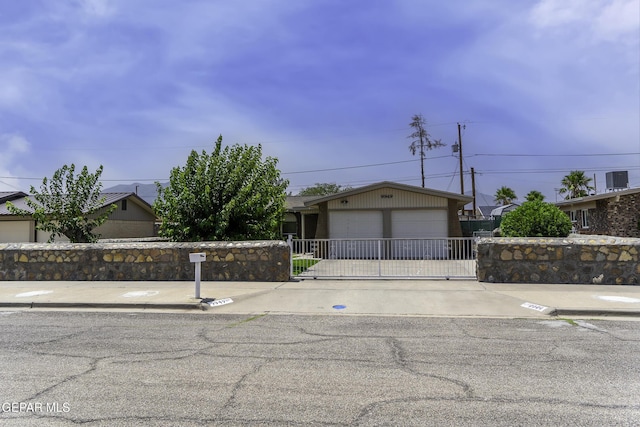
[0,221,34,243]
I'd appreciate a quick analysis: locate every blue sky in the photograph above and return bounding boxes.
[1,0,639,203]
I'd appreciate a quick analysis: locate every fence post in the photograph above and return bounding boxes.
[287,235,293,279]
[378,239,382,277]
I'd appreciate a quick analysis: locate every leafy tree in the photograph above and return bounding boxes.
[154,135,289,241]
[297,183,352,196]
[559,170,594,199]
[494,186,517,205]
[500,200,572,237]
[525,190,545,202]
[6,164,116,243]
[407,113,445,188]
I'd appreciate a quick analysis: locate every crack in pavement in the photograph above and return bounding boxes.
[387,337,475,398]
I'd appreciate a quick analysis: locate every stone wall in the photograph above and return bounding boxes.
[0,241,290,282]
[477,235,640,285]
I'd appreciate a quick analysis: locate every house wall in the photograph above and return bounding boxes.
[94,220,156,239]
[0,220,34,243]
[103,199,155,221]
[0,241,290,281]
[326,187,448,210]
[314,188,463,238]
[560,193,640,238]
[591,193,640,238]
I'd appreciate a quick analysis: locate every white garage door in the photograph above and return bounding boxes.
[329,211,383,259]
[0,221,32,243]
[392,209,448,238]
[330,210,383,238]
[392,210,449,259]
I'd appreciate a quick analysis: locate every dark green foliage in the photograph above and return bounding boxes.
[297,183,352,196]
[154,135,289,241]
[559,170,594,199]
[500,200,572,237]
[494,186,517,205]
[6,164,115,243]
[525,190,545,202]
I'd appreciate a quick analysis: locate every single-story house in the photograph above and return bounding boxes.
[489,203,519,218]
[0,192,157,243]
[555,187,640,238]
[286,181,472,240]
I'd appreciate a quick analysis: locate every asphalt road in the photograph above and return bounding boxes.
[1,311,639,426]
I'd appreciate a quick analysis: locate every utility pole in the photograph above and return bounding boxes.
[471,167,477,218]
[408,114,445,188]
[457,123,464,195]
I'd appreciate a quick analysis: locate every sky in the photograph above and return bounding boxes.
[1,0,639,204]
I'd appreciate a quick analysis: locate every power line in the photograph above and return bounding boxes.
[470,152,639,158]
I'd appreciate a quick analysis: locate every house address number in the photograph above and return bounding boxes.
[380,194,393,199]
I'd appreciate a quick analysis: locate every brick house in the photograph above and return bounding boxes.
[555,187,640,238]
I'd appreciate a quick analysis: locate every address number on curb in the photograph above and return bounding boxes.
[521,302,548,312]
[206,298,233,307]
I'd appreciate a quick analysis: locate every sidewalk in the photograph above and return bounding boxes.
[1,279,640,318]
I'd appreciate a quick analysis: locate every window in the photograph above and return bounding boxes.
[121,199,127,211]
[584,211,589,228]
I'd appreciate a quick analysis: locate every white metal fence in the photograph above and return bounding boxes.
[288,237,477,279]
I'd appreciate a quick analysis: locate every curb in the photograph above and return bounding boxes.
[549,308,640,317]
[0,302,203,310]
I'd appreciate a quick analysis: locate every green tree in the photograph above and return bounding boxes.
[6,164,116,243]
[500,200,572,237]
[525,190,545,202]
[494,186,517,205]
[407,113,445,188]
[559,170,594,199]
[154,135,289,241]
[297,183,352,196]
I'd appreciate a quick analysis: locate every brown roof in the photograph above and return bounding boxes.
[555,187,640,207]
[0,193,154,216]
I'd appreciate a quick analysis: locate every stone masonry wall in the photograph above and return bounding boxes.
[477,235,640,285]
[0,241,290,281]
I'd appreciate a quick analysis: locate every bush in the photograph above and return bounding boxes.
[500,200,572,237]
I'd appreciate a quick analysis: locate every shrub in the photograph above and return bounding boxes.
[500,200,572,237]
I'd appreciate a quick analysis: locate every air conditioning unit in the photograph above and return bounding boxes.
[605,171,629,191]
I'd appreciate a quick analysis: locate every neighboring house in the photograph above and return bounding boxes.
[489,203,519,218]
[0,193,157,243]
[284,196,321,239]
[462,192,499,219]
[0,191,27,204]
[555,187,640,238]
[287,181,472,240]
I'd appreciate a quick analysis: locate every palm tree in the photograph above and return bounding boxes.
[558,171,594,199]
[494,186,517,205]
[525,190,545,202]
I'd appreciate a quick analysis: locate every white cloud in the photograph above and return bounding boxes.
[0,133,31,191]
[530,0,640,43]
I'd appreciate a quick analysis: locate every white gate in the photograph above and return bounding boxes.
[289,237,477,279]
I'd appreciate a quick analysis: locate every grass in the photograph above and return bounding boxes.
[292,258,319,275]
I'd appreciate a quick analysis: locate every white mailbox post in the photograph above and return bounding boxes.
[189,252,206,298]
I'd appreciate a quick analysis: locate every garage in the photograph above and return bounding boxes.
[0,221,33,243]
[294,181,475,277]
[329,210,383,238]
[329,210,382,259]
[391,209,449,259]
[391,209,448,238]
